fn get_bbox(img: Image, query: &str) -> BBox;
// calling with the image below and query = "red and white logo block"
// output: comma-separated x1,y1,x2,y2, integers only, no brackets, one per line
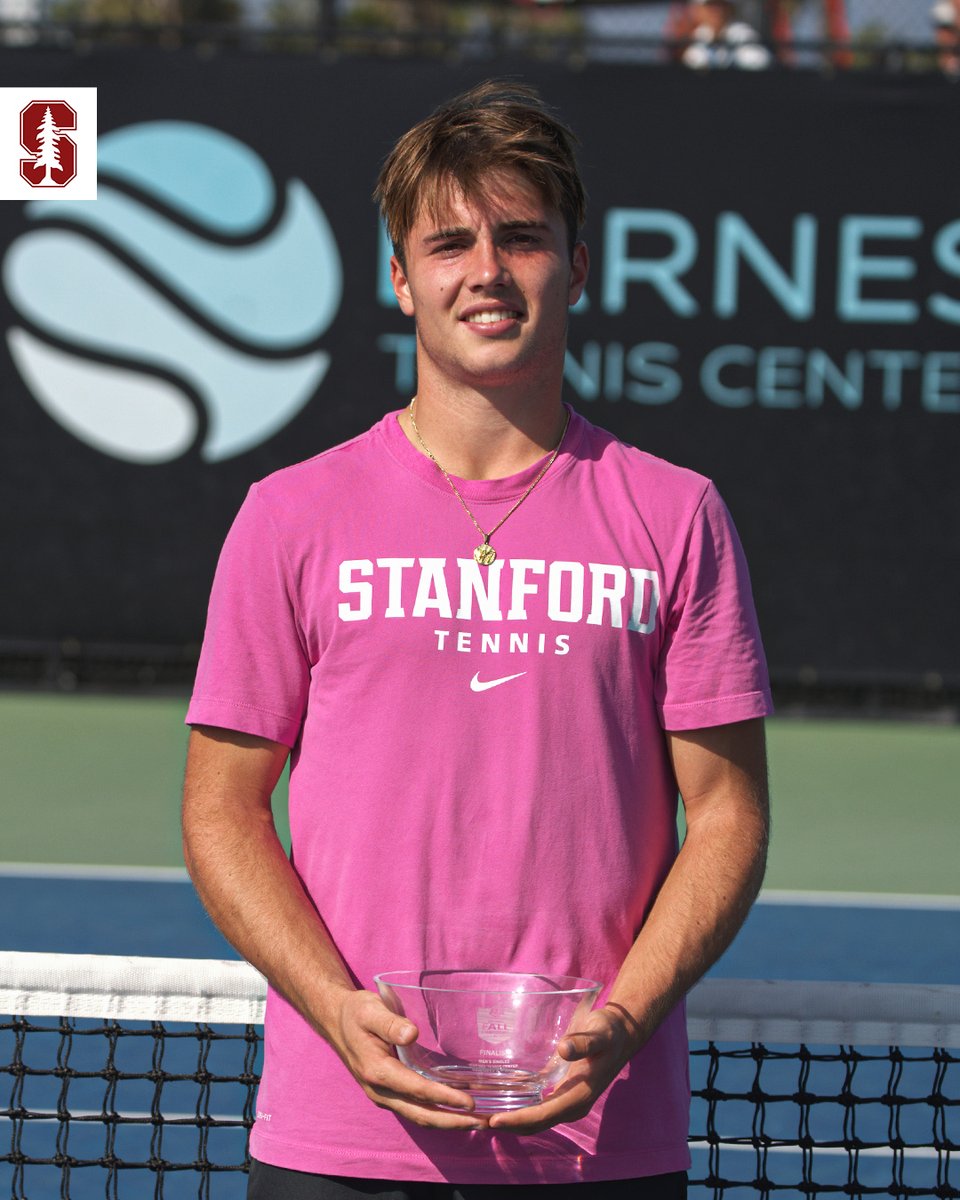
0,88,97,200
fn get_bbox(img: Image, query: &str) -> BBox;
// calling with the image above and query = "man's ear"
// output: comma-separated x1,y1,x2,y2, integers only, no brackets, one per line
569,241,589,307
391,255,416,317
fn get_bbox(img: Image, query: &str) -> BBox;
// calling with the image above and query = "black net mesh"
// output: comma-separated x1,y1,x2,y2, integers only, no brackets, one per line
3,994,958,1197
690,1041,959,1198
2,1016,261,1199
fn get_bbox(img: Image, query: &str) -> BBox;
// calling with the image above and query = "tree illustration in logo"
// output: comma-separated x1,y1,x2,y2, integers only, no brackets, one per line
19,100,78,188
33,107,63,185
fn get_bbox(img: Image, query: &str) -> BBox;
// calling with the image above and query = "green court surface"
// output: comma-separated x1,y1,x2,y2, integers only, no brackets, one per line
0,692,956,896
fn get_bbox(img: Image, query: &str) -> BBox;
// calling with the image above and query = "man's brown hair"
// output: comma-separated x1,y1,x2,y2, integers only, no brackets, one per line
374,79,587,266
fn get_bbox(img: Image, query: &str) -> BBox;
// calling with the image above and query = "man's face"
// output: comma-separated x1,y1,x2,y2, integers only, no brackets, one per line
390,170,588,394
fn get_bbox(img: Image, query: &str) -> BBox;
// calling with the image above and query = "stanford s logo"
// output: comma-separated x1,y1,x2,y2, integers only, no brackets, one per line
20,101,78,188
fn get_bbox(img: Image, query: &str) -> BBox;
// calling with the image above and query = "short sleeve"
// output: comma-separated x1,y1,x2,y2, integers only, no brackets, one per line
656,482,773,731
186,484,310,747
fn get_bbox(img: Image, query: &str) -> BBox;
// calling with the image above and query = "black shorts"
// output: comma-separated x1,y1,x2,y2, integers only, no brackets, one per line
247,1161,688,1200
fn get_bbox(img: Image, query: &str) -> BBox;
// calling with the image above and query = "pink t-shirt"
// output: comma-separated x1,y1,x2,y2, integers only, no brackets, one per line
186,407,772,1184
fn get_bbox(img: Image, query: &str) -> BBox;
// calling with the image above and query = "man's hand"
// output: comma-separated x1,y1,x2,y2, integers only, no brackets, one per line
325,989,490,1131
486,1004,640,1136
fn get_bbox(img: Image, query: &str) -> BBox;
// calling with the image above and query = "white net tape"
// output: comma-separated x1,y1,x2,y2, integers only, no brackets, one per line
0,951,266,1024
687,978,960,1047
2,952,959,1046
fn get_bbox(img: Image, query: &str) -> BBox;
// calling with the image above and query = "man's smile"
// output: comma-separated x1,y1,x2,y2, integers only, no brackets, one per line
462,309,522,325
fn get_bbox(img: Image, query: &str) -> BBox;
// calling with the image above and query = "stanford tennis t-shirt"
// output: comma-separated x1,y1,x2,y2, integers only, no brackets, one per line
186,406,772,1183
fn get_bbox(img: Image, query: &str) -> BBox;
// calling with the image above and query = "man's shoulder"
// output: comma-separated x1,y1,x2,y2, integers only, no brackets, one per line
577,412,712,502
251,415,389,506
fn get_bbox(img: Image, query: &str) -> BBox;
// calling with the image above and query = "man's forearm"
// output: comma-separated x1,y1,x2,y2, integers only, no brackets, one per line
181,726,356,1040
606,792,767,1046
182,725,493,1128
606,719,769,1047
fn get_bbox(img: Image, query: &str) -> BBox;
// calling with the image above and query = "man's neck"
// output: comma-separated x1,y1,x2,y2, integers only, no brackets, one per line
400,382,568,482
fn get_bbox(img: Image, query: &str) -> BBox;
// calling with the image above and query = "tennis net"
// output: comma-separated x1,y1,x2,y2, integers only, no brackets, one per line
2,952,958,1198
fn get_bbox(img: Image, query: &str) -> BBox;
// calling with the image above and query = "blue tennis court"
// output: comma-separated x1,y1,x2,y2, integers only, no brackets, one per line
2,868,959,984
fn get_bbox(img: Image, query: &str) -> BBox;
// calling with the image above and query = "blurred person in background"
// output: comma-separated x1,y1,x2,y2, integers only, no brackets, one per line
682,0,772,69
932,0,960,76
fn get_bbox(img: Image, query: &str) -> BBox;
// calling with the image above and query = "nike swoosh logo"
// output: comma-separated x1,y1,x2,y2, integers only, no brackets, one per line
469,671,527,693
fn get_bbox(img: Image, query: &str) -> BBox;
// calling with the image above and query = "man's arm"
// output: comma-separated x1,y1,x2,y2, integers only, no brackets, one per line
181,725,488,1129
489,716,769,1134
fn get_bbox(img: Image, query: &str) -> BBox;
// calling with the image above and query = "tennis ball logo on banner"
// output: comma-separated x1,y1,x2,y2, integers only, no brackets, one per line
1,121,342,463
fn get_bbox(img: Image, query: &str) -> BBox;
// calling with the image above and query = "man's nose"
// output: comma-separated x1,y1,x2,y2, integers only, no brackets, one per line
468,239,510,288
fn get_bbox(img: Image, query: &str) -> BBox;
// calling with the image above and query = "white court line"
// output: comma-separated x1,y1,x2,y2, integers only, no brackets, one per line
0,862,189,882
689,1142,947,1161
2,866,957,908
1,1114,945,1162
758,889,960,910
2,1114,945,1163
0,1108,246,1124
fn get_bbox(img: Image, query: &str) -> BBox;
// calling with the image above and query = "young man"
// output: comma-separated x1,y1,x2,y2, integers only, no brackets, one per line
182,81,772,1199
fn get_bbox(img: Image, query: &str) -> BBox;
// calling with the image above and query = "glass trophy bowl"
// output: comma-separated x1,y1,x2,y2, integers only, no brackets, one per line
374,969,602,1112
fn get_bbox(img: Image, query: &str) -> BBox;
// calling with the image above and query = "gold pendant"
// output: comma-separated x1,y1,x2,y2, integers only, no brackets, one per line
474,542,496,566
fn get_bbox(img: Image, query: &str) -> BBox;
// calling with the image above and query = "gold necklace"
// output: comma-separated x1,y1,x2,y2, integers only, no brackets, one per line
407,399,570,567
